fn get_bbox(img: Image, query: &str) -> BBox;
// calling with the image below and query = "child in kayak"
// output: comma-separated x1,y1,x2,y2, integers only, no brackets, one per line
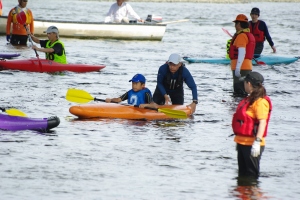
105,74,156,108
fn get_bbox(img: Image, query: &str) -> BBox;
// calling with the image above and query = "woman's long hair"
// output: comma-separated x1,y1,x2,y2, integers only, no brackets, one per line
248,82,266,105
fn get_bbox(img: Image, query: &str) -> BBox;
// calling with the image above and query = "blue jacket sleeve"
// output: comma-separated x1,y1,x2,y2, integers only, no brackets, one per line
157,63,168,96
183,67,198,101
259,20,274,47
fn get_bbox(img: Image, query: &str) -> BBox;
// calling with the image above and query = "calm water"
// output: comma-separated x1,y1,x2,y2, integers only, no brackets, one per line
1,1,300,199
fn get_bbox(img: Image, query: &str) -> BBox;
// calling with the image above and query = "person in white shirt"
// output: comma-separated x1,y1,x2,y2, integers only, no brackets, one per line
104,0,144,23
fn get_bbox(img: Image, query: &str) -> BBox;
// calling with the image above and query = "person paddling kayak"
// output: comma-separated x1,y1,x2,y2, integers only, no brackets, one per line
105,74,156,109
27,26,67,64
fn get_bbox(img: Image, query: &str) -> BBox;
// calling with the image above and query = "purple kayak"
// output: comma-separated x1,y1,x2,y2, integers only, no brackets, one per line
0,113,60,132
0,53,21,59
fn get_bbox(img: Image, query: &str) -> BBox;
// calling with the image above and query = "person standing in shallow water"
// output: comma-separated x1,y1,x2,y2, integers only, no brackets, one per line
152,53,198,114
232,71,272,179
249,7,276,56
6,0,34,45
229,14,255,96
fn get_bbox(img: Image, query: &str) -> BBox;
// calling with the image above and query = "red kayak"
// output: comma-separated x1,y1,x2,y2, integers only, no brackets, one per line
0,58,106,73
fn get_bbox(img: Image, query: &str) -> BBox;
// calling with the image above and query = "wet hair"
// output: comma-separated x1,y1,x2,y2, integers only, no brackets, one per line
247,81,266,105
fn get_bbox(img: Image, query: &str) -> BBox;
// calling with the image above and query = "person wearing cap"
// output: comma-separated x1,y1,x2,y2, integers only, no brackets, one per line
232,71,272,179
105,74,155,108
229,14,255,96
249,7,276,55
6,0,34,45
104,0,144,23
152,53,198,114
27,26,67,64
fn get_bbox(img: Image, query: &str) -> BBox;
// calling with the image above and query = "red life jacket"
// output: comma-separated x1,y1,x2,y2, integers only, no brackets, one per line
229,32,255,60
232,96,272,137
249,21,265,43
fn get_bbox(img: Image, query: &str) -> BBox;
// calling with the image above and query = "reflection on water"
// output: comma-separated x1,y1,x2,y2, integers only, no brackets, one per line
230,176,272,200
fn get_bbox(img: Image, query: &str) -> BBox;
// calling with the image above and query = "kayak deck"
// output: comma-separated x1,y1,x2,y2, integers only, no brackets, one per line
69,103,192,120
0,114,60,132
0,58,106,73
183,55,299,65
0,53,21,59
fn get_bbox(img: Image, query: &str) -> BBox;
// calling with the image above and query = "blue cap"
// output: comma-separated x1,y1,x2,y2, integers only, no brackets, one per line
129,74,146,83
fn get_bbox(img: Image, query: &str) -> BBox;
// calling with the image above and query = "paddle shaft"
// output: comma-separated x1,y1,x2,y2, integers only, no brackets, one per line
94,97,151,108
222,28,233,37
92,98,187,118
16,11,42,68
157,19,189,25
24,25,40,58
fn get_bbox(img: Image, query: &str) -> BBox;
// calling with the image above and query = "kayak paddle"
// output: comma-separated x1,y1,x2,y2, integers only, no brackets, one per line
17,11,43,70
157,19,189,25
222,27,233,38
66,88,188,119
0,107,27,117
221,28,266,65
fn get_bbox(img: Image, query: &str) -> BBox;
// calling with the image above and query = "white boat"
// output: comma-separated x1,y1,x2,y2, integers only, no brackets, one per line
0,16,166,41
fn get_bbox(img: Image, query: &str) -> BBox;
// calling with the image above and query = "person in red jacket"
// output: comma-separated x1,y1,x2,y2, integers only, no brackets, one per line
249,7,276,56
6,0,34,45
232,71,272,179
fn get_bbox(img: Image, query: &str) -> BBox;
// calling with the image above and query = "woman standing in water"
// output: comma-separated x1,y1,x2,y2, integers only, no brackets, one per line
232,71,272,178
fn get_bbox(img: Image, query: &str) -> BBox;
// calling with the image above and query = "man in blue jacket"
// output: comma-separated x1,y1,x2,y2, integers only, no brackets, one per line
153,53,198,113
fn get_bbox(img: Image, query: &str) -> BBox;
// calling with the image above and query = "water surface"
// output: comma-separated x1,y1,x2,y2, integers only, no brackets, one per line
1,1,300,199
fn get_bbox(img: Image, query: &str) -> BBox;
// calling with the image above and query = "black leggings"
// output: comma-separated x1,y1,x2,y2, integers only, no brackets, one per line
254,42,264,55
232,70,251,96
236,143,265,179
10,34,28,45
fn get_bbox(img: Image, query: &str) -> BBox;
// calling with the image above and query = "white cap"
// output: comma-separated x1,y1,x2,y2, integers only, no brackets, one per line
44,26,59,34
168,53,181,64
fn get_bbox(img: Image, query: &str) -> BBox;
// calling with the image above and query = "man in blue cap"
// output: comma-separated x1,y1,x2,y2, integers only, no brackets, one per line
249,7,276,56
105,74,154,108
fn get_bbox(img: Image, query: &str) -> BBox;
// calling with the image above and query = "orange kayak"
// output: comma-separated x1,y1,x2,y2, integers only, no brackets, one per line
69,103,192,120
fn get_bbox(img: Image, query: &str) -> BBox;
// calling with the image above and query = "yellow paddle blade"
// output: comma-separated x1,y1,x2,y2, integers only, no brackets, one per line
66,88,94,103
5,108,27,117
157,108,188,119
